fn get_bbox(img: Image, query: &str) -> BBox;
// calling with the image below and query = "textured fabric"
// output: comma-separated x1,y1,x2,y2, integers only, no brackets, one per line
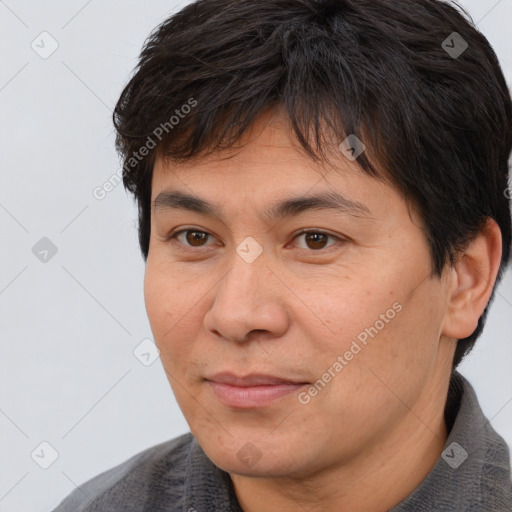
52,371,512,511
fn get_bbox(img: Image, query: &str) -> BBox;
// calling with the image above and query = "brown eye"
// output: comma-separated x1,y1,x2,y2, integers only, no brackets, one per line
304,232,329,250
185,230,209,247
294,230,339,251
171,229,214,248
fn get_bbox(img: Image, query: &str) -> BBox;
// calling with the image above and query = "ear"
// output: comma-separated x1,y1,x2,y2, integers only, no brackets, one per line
441,218,503,339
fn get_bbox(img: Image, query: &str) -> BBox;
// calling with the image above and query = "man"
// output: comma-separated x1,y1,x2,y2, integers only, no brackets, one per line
53,0,512,510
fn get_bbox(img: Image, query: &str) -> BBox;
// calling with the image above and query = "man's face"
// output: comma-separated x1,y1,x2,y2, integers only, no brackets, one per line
144,110,455,478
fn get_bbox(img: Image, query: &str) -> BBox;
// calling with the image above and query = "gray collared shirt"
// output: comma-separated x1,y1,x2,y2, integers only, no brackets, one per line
52,371,512,511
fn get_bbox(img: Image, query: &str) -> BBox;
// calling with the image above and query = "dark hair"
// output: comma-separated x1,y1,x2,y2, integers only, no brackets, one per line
113,0,512,370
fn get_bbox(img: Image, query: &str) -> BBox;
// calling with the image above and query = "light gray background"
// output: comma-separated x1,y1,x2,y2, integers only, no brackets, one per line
0,1,511,510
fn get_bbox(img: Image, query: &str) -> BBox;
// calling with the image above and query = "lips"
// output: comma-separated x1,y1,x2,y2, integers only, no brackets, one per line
207,372,308,387
206,372,309,408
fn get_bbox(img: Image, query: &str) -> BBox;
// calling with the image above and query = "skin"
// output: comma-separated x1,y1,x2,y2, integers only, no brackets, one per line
144,108,502,512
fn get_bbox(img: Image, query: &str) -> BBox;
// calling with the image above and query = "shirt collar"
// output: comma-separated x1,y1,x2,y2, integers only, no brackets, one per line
391,370,512,511
184,436,243,512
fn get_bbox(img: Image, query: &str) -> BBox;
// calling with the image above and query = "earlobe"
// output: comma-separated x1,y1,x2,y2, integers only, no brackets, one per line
441,218,502,340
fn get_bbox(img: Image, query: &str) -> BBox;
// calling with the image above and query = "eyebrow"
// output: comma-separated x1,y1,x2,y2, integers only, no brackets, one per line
152,190,374,222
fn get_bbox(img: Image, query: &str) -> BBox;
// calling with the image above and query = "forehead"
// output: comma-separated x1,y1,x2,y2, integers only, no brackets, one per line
151,107,372,187
149,108,411,226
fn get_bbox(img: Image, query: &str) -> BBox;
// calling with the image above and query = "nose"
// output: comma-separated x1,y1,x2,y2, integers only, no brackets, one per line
203,246,289,343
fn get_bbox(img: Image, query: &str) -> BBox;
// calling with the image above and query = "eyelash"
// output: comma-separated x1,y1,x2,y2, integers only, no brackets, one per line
167,228,345,254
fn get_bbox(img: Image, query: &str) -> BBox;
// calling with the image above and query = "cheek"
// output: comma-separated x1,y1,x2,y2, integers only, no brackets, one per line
144,257,198,334
303,274,441,395
144,263,191,361
334,282,444,408
298,276,401,353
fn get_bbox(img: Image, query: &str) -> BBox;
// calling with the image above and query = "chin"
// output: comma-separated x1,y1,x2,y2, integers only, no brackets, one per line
203,438,306,478
218,456,297,478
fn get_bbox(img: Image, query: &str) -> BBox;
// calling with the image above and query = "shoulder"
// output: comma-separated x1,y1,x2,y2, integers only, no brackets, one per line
51,432,193,512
